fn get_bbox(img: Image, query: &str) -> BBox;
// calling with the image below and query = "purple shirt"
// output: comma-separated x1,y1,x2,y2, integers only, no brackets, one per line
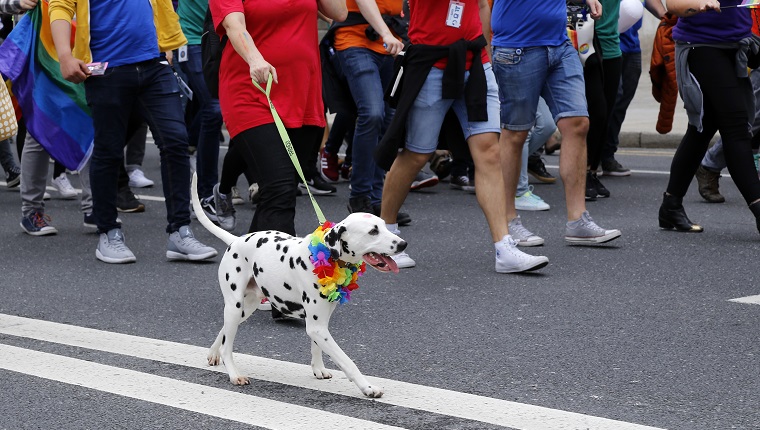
673,0,751,44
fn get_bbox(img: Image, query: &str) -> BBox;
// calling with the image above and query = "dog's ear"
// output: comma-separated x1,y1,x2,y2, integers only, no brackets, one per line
323,225,347,260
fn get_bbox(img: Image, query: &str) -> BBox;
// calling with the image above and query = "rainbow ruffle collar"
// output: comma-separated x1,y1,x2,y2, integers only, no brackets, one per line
308,221,366,304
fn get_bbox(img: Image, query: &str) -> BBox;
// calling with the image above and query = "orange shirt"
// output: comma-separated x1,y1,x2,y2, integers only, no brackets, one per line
333,0,403,54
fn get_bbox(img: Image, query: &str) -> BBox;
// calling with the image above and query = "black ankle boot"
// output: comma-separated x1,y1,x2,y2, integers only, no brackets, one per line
658,193,704,232
749,201,760,234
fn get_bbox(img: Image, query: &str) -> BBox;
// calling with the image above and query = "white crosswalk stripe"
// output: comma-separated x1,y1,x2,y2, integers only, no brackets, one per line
0,314,664,430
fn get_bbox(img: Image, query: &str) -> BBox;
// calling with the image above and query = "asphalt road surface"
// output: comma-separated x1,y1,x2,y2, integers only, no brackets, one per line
0,144,758,430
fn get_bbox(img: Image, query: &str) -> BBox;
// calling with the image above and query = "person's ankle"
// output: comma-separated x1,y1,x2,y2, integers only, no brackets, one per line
386,223,399,234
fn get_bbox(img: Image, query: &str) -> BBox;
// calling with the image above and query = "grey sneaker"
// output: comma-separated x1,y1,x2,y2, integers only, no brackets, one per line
96,228,136,264
495,235,548,273
213,183,236,231
508,215,544,247
167,225,218,261
565,211,621,244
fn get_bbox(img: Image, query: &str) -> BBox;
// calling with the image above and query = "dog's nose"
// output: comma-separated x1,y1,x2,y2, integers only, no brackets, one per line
396,240,407,252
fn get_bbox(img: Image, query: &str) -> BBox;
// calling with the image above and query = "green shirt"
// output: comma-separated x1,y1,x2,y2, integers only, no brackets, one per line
596,0,622,59
177,0,207,46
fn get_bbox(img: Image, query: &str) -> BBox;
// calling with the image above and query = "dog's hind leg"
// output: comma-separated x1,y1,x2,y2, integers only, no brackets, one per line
305,320,383,398
208,285,260,367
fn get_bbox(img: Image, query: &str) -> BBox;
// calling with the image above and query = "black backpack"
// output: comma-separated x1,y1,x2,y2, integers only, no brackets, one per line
201,6,229,99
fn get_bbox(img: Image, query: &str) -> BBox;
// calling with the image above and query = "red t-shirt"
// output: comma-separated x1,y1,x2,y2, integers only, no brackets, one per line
407,0,490,69
210,0,325,139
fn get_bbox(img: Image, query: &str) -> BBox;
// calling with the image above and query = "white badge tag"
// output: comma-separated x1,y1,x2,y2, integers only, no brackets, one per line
446,0,465,28
177,45,188,63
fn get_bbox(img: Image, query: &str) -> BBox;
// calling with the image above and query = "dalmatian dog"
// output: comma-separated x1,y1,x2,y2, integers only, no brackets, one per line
191,174,406,398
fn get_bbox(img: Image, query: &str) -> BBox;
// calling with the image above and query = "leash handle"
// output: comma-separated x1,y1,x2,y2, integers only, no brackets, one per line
252,75,327,225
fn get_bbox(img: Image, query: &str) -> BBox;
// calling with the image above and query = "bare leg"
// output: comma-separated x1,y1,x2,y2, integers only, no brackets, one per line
556,116,590,221
469,132,509,242
380,149,431,224
499,129,529,223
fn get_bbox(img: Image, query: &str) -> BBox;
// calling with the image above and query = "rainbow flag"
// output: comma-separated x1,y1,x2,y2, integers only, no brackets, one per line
740,0,760,7
0,2,92,171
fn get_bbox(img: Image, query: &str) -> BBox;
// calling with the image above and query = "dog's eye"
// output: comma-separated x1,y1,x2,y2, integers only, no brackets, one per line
368,225,379,236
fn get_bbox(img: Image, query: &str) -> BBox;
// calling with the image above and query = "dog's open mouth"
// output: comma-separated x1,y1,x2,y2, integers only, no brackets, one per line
363,252,399,273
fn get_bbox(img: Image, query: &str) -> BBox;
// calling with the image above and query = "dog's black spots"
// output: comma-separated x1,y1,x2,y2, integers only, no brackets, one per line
298,312,306,319
222,335,226,345
276,244,281,251
283,245,289,253
369,225,379,236
236,266,241,273
313,315,319,320
289,257,295,269
283,301,304,313
245,236,252,242
350,251,356,257
245,257,248,262
273,295,284,303
226,245,232,253
283,282,292,290
324,338,328,342
298,258,308,270
252,262,260,277
241,310,245,318
259,266,263,273
280,255,285,262
302,291,310,304
236,302,241,308
330,248,341,260
232,253,238,259
225,273,229,281
319,292,328,299
313,283,319,290
261,287,269,297
341,241,350,255
273,235,288,242
230,283,237,291
256,237,269,248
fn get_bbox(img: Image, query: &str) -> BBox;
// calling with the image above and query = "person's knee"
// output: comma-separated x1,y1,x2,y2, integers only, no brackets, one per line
558,116,589,139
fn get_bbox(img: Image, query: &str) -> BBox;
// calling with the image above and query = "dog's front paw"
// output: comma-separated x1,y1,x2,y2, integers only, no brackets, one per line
361,385,384,398
312,367,333,380
230,375,250,385
207,353,221,366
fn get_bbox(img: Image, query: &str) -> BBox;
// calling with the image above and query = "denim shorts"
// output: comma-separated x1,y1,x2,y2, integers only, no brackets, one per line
492,41,588,131
405,63,501,154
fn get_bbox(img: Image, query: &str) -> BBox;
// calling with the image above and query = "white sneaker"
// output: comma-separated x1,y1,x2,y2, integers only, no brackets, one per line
391,251,416,269
51,173,77,199
127,167,154,188
515,187,550,211
43,191,51,200
508,215,544,247
495,235,549,273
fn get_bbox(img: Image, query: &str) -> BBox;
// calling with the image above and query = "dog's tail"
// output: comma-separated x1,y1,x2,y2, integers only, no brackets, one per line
191,173,237,246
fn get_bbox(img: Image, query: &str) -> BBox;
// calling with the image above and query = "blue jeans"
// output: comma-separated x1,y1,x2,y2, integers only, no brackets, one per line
178,45,222,199
406,63,500,153
518,97,556,196
85,58,192,234
493,41,587,130
337,48,394,205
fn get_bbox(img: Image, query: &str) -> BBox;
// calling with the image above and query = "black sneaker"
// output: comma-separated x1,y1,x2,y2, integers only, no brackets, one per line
200,196,219,222
527,154,556,184
83,212,122,230
6,165,20,188
586,171,610,199
585,171,598,201
117,187,146,213
347,195,373,214
298,176,336,195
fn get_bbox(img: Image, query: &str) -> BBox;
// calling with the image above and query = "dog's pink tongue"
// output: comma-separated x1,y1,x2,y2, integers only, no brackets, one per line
363,253,399,273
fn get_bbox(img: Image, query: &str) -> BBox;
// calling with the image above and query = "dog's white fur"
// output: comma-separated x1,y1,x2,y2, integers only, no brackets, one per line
191,174,406,397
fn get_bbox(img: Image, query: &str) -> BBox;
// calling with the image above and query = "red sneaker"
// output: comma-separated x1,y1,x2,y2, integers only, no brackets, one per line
319,148,340,183
258,298,272,311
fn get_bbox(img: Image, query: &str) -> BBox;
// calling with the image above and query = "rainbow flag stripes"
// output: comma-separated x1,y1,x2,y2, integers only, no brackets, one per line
740,0,760,7
0,2,93,171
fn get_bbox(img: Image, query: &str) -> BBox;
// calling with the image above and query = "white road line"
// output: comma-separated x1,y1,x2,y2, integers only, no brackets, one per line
728,295,760,305
0,344,403,430
0,314,663,430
